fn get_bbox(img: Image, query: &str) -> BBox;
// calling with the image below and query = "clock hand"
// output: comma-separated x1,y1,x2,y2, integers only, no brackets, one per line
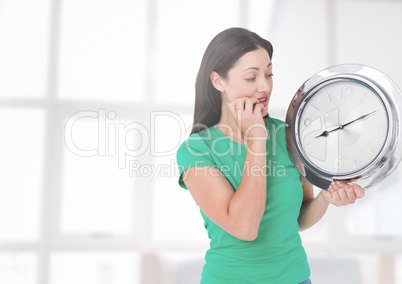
315,110,377,138
340,110,376,128
315,126,341,138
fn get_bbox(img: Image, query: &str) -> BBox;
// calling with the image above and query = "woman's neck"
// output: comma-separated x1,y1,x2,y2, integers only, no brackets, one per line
217,107,245,145
217,106,268,145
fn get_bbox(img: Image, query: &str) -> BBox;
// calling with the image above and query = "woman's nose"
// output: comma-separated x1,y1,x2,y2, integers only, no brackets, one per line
258,78,272,93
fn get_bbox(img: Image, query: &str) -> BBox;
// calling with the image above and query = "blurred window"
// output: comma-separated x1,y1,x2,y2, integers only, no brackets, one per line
57,0,147,102
1,0,402,283
0,0,49,99
0,108,45,242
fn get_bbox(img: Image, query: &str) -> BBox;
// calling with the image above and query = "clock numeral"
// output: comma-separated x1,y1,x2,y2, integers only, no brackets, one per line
375,124,386,138
365,145,375,153
318,151,326,162
352,154,358,167
360,93,367,103
311,104,320,111
333,157,342,170
341,86,352,100
326,90,332,101
304,117,312,127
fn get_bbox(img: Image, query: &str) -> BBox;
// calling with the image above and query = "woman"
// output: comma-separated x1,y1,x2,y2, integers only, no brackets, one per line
176,27,364,284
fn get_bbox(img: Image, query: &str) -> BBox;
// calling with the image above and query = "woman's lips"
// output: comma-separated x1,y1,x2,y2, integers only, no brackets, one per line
258,97,268,106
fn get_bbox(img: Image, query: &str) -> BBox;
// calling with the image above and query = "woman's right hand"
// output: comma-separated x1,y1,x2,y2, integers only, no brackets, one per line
228,97,268,142
183,98,268,241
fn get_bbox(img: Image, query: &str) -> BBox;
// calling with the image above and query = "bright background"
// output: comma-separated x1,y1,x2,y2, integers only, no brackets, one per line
1,0,402,283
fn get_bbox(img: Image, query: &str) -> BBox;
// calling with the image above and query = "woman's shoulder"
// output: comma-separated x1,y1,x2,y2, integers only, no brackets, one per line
181,126,218,144
266,116,287,134
177,126,218,157
267,116,285,126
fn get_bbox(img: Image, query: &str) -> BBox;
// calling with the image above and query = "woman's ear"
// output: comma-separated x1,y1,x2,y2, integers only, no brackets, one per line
210,71,225,92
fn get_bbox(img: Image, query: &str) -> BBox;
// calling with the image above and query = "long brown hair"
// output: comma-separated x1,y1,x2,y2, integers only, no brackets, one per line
191,27,273,135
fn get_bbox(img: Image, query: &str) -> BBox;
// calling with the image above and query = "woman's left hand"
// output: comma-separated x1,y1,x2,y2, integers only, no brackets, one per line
321,180,365,206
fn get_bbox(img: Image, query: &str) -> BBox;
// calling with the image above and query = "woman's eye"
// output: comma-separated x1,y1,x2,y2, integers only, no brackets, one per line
266,73,274,78
246,77,256,81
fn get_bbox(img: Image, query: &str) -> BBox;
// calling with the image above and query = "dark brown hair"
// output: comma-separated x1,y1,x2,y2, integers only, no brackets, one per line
191,27,273,134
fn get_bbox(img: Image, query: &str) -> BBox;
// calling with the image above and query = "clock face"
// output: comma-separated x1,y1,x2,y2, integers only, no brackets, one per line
296,79,389,176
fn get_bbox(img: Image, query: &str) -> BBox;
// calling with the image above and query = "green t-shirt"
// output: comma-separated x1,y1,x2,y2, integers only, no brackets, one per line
176,117,310,284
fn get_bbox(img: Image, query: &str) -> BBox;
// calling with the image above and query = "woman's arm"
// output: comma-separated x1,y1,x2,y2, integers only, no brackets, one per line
182,138,266,241
182,97,268,241
298,178,365,231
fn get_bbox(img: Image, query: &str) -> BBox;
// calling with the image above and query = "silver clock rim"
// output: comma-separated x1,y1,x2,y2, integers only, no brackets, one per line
293,77,391,178
285,64,402,189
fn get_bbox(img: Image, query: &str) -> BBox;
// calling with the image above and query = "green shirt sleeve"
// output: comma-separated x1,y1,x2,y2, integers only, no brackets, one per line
176,135,217,189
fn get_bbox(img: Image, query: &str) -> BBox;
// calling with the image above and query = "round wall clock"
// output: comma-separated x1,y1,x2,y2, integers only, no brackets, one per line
285,64,402,189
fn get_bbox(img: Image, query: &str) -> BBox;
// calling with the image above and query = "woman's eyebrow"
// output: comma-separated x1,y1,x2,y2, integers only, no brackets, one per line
243,63,272,72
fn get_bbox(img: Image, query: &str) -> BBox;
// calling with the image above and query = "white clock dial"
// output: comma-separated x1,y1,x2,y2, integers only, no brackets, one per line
286,64,402,189
297,80,389,176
